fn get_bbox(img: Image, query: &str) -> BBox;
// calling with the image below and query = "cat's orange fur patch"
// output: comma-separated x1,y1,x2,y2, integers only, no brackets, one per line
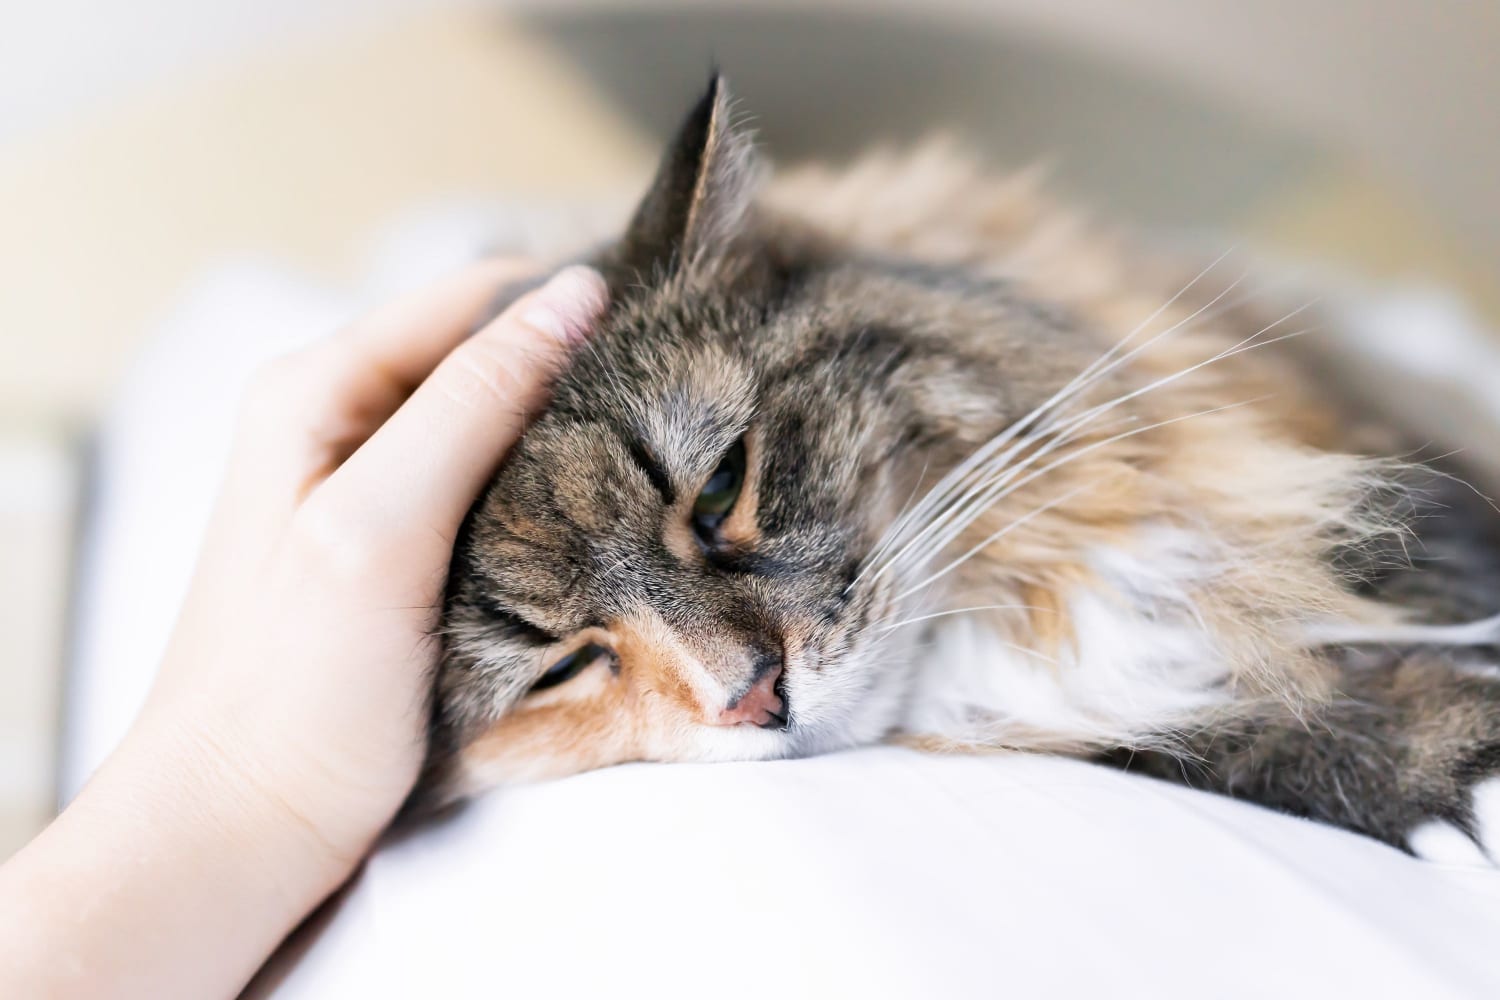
460,684,633,784
611,611,706,721
459,609,730,787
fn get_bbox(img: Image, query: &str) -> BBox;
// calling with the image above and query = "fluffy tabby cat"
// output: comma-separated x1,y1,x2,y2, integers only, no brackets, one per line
411,76,1500,861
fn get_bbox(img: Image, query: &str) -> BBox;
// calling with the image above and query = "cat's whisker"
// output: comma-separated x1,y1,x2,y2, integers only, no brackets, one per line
1033,305,1319,451
862,594,1061,666
855,253,1240,584
862,411,1063,582
853,269,1317,686
1037,246,1242,418
864,423,1096,589
1027,275,1290,439
1175,278,1301,334
892,396,1270,596
892,480,1105,603
855,458,932,593
910,300,1322,568
1038,257,1248,422
884,412,1143,578
874,603,1049,632
1020,268,1254,441
871,400,1151,587
868,405,1121,586
996,395,1272,508
867,435,1050,583
1216,325,1321,360
865,270,1262,584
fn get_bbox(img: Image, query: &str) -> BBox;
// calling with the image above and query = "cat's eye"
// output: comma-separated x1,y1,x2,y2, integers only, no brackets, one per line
529,643,609,695
691,438,747,537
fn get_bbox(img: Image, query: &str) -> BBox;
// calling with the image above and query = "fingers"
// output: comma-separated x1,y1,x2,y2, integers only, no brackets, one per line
308,266,609,548
327,257,540,392
232,258,539,498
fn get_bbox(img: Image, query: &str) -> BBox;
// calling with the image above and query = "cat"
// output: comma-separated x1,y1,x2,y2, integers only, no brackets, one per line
409,75,1500,862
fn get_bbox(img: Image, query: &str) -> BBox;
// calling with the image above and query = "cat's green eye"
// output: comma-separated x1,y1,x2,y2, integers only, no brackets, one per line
692,438,747,533
529,643,609,695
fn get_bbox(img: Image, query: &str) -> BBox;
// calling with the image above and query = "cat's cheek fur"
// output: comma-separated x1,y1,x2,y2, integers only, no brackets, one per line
454,690,640,790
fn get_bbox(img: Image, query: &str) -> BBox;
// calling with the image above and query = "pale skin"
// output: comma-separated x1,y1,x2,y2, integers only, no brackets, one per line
0,261,609,999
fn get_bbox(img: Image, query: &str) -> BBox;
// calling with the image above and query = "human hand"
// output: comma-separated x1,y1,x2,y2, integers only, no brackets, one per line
0,260,608,998
145,261,606,866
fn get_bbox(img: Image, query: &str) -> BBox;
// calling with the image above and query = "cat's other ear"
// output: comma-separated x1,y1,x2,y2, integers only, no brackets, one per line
607,74,761,288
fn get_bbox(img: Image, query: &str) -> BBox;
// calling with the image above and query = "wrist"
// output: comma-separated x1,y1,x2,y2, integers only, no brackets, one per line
0,710,360,996
116,702,377,901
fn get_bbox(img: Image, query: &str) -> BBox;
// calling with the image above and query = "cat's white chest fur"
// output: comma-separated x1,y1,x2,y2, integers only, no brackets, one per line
901,527,1233,747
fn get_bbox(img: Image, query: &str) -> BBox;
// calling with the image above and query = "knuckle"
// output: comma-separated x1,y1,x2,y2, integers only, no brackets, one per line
437,339,534,410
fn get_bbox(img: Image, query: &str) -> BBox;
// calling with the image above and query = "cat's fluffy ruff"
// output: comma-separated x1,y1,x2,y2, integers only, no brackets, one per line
414,77,1500,861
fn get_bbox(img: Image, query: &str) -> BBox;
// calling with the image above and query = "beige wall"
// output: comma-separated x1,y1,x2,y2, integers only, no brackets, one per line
609,0,1500,263
5,1,1496,428
0,8,654,428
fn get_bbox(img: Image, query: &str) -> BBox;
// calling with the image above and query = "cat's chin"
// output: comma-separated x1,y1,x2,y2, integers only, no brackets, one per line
666,721,868,766
675,723,801,763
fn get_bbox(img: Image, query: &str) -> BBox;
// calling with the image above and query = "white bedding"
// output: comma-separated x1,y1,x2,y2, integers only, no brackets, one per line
66,220,1500,998
260,750,1500,999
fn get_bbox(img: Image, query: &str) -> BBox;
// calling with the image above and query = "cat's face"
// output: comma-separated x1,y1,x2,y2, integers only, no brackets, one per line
435,278,924,793
419,77,1070,805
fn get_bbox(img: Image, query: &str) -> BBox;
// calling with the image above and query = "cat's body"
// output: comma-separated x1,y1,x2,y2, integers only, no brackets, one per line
414,78,1500,861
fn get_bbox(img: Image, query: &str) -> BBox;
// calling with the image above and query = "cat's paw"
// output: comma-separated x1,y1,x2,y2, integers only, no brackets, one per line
1409,777,1500,867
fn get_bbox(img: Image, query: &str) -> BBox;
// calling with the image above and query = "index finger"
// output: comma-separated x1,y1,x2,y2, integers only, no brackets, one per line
325,257,540,392
309,266,609,545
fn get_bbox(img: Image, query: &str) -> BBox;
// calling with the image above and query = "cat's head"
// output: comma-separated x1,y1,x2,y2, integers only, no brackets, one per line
418,76,1076,803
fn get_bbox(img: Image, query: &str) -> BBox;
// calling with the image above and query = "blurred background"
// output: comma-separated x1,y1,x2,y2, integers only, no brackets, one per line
1,0,1497,856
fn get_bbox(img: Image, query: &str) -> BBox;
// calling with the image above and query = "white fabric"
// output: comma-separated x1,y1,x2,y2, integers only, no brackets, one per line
262,751,1500,1000
67,215,1500,998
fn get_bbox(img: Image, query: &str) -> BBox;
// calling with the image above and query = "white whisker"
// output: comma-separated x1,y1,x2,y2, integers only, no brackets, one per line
875,604,1046,633
865,271,1261,585
1039,304,1318,447
893,480,1104,602
856,458,932,592
853,251,1241,589
895,395,1268,608
884,413,1142,578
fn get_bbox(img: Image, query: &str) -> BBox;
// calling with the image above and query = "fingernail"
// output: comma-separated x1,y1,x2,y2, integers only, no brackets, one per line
521,266,609,344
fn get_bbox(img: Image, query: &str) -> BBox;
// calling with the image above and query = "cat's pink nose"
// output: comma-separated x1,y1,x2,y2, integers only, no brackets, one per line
716,663,787,730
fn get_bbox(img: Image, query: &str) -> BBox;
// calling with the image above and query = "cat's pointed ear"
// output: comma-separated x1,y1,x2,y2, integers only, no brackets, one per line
608,74,761,286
